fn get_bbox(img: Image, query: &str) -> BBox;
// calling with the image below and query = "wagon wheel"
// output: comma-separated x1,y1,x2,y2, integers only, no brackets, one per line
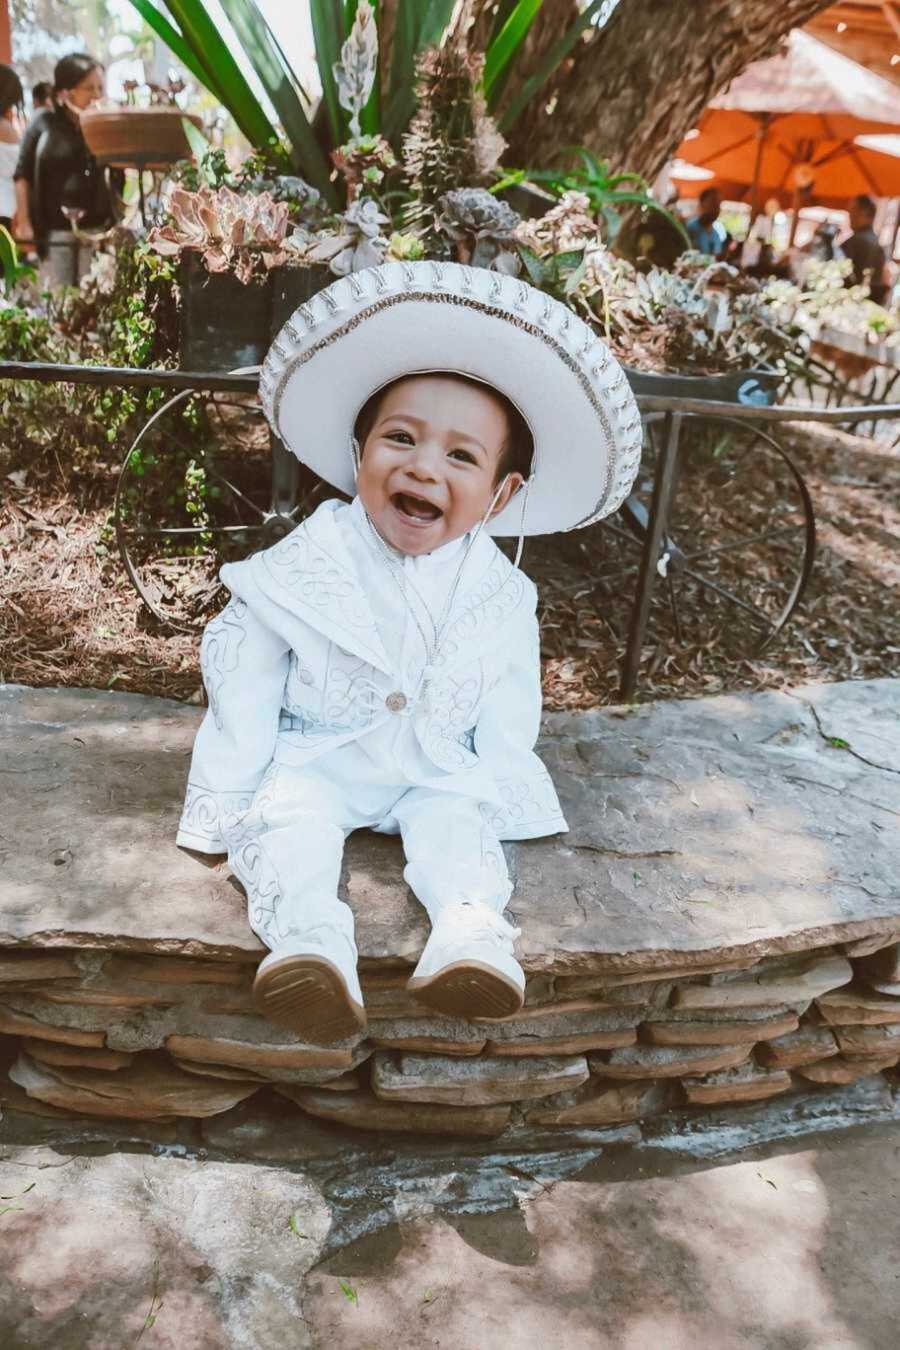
595,414,816,655
115,386,323,632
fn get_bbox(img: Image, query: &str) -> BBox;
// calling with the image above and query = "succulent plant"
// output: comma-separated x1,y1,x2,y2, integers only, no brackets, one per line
332,135,397,203
387,232,425,262
333,0,378,139
148,187,291,284
238,173,323,222
300,196,389,277
402,43,505,250
515,191,599,257
436,188,520,274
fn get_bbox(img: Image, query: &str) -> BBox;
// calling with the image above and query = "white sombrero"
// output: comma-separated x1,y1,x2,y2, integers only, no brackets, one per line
259,260,642,536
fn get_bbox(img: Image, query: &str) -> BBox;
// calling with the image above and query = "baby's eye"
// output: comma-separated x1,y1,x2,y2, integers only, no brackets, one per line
385,430,415,446
449,448,477,465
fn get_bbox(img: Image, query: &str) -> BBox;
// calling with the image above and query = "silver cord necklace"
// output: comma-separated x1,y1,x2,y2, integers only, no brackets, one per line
360,475,511,712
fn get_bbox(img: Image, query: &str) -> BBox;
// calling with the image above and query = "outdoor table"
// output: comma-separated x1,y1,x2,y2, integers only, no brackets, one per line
1,360,897,700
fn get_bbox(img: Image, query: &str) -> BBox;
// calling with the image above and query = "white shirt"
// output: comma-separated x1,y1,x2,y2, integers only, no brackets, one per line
0,142,18,218
338,495,474,782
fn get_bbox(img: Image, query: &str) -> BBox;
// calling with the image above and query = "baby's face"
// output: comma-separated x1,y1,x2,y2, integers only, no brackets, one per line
356,375,522,555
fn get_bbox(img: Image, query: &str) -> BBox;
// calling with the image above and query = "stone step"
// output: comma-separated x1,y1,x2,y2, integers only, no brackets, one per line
1,677,898,1144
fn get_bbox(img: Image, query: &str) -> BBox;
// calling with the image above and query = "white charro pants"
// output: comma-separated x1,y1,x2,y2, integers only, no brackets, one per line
224,745,513,951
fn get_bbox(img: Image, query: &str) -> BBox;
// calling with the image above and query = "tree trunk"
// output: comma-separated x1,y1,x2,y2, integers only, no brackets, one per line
500,0,837,180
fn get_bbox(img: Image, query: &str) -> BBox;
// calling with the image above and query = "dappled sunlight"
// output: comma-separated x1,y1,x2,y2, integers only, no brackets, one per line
304,1143,886,1349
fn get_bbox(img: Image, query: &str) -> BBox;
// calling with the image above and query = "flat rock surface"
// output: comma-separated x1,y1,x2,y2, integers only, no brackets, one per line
0,1146,329,1349
2,680,899,972
5,1103,900,1346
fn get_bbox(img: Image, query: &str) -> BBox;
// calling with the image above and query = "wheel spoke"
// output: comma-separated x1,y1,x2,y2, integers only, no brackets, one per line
681,565,774,628
666,575,684,644
203,467,269,519
682,524,802,563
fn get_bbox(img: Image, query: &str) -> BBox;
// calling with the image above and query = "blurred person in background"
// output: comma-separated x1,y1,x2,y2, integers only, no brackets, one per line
30,81,52,113
0,65,24,232
686,187,728,259
13,53,120,258
841,195,887,304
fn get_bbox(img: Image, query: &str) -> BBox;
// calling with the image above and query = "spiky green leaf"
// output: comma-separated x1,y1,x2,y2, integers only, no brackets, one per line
484,0,542,100
310,0,346,146
126,0,221,98
159,0,280,149
218,0,336,199
499,0,608,131
180,114,209,160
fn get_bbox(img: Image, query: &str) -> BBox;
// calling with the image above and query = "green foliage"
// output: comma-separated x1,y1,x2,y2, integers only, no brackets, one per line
126,0,593,202
500,148,690,246
483,0,541,98
129,0,280,151
0,226,36,296
0,240,177,484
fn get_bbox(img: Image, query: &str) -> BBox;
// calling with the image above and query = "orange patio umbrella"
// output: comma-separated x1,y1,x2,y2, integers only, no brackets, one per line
673,30,900,211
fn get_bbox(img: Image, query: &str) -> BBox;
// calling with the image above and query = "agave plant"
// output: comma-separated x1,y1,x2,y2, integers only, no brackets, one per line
148,186,292,284
128,0,613,206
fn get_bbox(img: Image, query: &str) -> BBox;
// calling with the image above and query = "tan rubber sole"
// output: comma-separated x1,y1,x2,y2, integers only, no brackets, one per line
252,953,366,1044
407,960,524,1020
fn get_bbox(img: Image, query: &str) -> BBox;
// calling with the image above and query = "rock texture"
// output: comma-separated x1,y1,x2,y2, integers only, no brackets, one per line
1,679,899,1143
371,1051,589,1106
4,679,900,972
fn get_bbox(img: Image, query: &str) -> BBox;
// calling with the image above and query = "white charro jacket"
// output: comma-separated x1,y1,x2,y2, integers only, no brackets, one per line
176,498,567,853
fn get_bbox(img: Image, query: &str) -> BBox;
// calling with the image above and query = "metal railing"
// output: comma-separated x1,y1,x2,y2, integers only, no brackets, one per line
2,359,897,699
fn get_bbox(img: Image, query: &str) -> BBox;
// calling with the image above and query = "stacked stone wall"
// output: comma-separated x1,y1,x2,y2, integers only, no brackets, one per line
3,934,899,1144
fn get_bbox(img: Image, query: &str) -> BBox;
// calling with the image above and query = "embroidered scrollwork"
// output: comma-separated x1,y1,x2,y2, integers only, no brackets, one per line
201,599,249,732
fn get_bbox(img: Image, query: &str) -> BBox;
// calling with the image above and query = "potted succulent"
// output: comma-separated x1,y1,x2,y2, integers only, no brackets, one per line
81,81,203,169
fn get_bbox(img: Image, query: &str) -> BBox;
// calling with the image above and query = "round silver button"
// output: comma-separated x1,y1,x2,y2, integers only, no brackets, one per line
385,691,408,713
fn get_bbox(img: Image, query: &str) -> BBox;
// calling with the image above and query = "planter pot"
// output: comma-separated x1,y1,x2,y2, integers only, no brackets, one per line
623,365,781,407
270,263,333,334
179,256,334,373
179,253,272,372
80,107,203,168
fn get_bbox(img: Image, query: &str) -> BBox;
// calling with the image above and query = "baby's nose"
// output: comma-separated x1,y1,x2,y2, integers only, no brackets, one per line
407,446,442,480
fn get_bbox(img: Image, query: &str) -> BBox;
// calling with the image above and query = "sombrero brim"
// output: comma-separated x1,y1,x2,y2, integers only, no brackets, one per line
260,260,642,536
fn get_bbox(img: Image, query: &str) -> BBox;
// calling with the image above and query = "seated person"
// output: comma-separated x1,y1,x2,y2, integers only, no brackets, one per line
686,187,728,259
176,261,643,1046
841,195,887,305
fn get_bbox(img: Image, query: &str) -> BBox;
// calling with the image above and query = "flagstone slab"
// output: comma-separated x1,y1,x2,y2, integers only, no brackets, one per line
371,1050,589,1106
642,1011,799,1046
796,1056,900,1085
681,1065,793,1105
524,1079,668,1127
817,986,900,1026
592,1043,752,1080
756,1026,839,1069
2,679,899,976
288,1086,512,1137
9,1050,261,1119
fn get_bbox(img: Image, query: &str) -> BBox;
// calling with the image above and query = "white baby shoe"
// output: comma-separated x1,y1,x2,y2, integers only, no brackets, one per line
252,921,366,1044
406,901,525,1020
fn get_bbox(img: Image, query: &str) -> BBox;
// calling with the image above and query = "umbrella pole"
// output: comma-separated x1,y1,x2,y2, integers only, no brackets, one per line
788,184,802,248
749,113,769,224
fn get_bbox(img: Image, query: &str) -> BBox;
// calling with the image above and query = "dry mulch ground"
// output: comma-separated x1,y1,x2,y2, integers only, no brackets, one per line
1,422,898,709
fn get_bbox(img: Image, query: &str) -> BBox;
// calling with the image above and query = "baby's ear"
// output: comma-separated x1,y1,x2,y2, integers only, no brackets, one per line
490,471,525,517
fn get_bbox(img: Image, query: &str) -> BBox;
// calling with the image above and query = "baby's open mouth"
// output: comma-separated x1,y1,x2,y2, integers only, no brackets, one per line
391,492,443,523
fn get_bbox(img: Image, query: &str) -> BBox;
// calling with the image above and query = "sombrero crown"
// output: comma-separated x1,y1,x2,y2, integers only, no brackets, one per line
260,259,642,536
